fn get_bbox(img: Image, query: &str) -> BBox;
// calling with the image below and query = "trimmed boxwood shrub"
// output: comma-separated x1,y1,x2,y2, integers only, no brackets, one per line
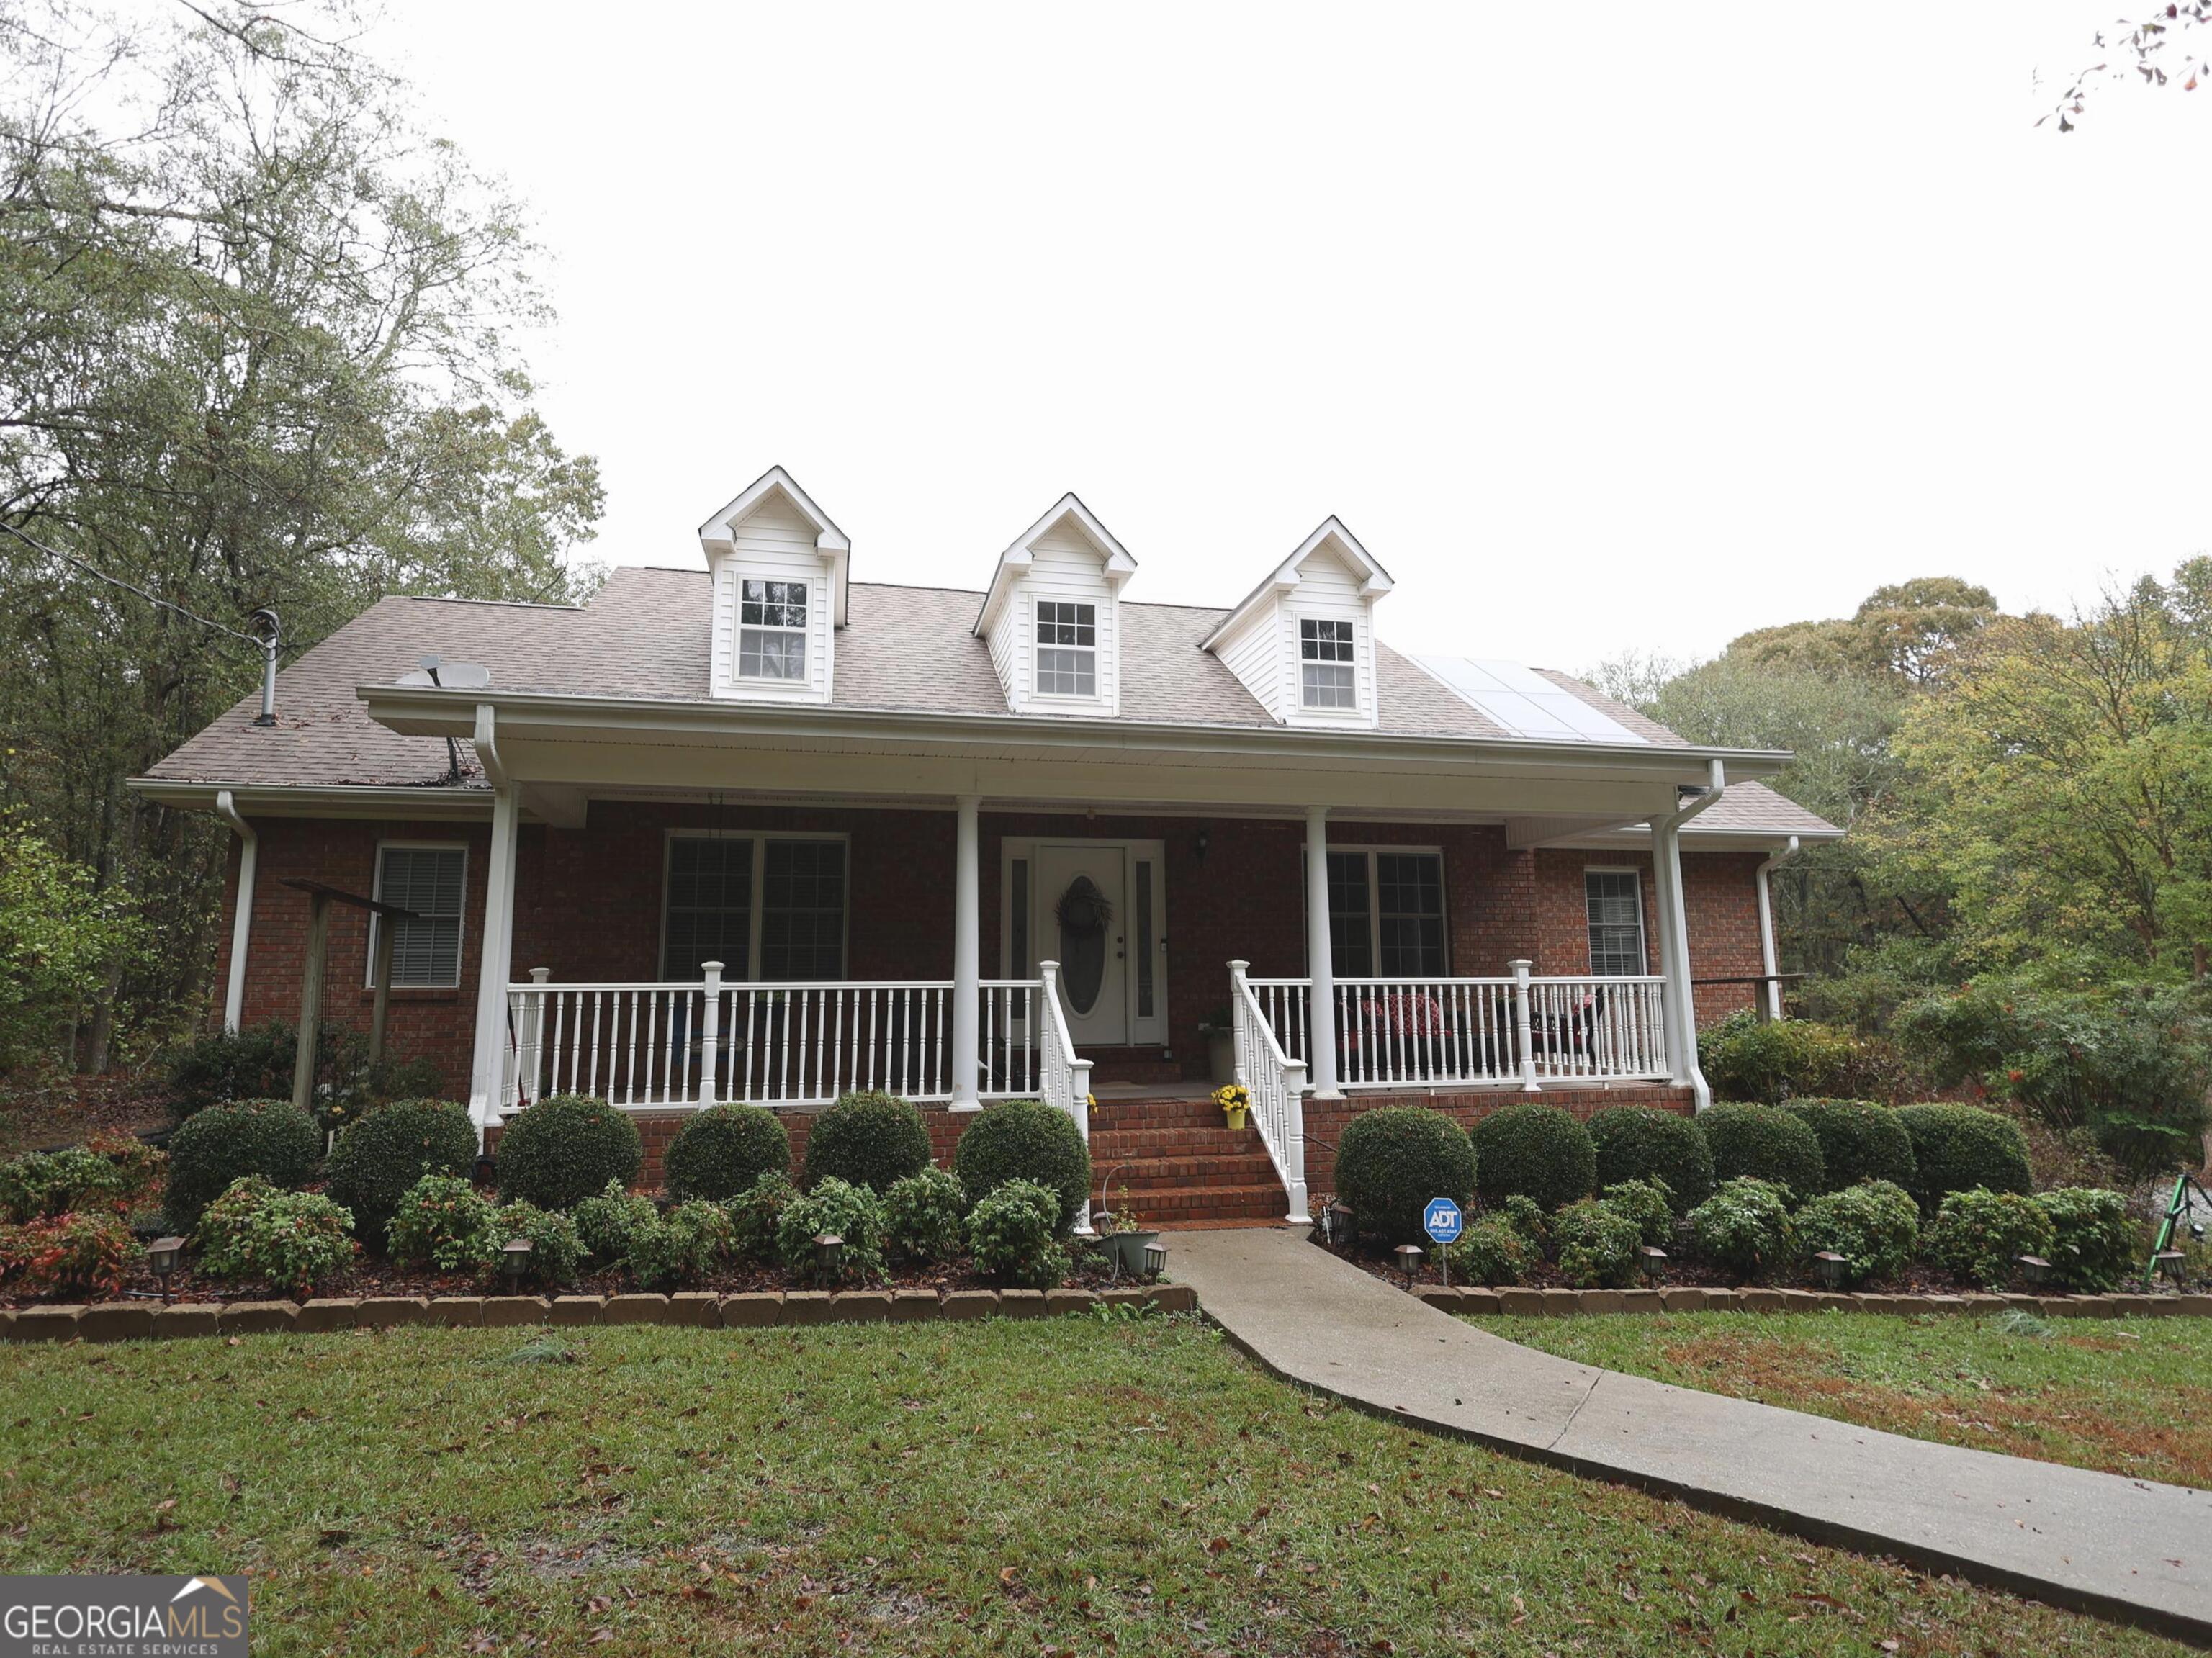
163,1099,321,1230
2034,1186,2138,1293
323,1099,477,1243
1470,1104,1595,1214
884,1167,966,1263
775,1177,887,1286
1699,1104,1824,1204
1779,1099,1917,1195
1552,1198,1644,1289
494,1094,642,1210
1924,1187,2055,1289
1894,1104,2032,1212
951,1099,1089,1233
1334,1107,1476,1245
665,1103,788,1202
1587,1105,1712,1212
802,1091,932,1192
966,1179,1068,1289
573,1177,657,1264
1794,1179,1918,1287
1442,1217,1533,1286
1686,1176,1794,1279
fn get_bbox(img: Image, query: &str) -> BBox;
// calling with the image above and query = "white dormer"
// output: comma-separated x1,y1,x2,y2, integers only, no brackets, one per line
974,495,1137,718
698,466,850,705
1202,517,1393,729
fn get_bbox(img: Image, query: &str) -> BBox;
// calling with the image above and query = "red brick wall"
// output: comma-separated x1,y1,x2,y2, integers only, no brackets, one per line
210,806,1772,1097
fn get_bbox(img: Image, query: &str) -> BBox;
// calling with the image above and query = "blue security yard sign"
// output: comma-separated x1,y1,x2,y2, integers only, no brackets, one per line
1424,1198,1464,1245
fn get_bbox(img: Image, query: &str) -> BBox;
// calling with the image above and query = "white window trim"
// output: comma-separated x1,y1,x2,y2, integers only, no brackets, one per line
1303,843,1450,977
1032,599,1100,702
736,578,810,683
367,839,469,990
1298,618,1358,711
659,829,853,983
1583,865,1649,976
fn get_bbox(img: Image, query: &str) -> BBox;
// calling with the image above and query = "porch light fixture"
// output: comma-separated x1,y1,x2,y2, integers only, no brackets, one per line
2014,1253,2050,1289
1640,1245,1668,1284
1811,1250,1847,1291
814,1232,845,1279
1194,826,1210,864
501,1238,534,1284
1393,1243,1424,1290
146,1236,185,1301
2154,1249,2188,1285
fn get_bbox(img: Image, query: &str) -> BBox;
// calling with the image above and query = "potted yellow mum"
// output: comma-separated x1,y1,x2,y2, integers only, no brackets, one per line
1213,1083,1250,1132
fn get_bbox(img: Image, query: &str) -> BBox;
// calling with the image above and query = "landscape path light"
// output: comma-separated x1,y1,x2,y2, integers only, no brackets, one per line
146,1236,185,1302
1812,1251,1847,1291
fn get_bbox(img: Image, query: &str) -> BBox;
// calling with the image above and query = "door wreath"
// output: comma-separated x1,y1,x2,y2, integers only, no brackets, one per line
1054,880,1114,937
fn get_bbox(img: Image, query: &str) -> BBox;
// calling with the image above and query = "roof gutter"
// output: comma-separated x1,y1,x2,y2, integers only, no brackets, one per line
212,790,257,1034
1755,833,1802,1022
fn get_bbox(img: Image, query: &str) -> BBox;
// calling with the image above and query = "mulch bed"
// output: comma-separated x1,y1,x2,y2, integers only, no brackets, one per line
0,1076,174,1159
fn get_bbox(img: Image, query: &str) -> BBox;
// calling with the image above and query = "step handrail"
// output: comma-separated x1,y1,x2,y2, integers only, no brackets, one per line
1228,959,1310,1225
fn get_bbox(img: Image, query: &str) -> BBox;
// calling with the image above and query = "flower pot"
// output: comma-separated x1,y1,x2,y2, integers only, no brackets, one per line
1223,1104,1249,1132
1205,1030,1236,1089
1093,1229,1161,1275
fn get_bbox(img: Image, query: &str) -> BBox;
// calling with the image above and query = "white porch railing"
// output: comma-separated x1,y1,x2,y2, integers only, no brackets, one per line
1229,960,1311,1224
1034,959,1094,1233
1247,963,1671,1091
503,964,1042,1111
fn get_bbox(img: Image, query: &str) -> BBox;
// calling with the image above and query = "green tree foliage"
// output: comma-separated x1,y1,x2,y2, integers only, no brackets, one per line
0,2,602,1066
0,812,140,1072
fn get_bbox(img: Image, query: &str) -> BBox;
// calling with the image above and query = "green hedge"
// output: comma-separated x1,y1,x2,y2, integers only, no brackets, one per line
163,1099,321,1230
1779,1099,1917,1194
803,1091,932,1192
1686,1176,1794,1279
1551,1198,1645,1289
494,1095,642,1210
1699,1104,1824,1204
1586,1106,1712,1212
1924,1188,2054,1289
665,1104,788,1202
1469,1104,1594,1214
2035,1187,2139,1293
1333,1107,1475,1245
1893,1104,2031,1212
322,1098,477,1244
951,1100,1089,1234
1794,1179,1918,1287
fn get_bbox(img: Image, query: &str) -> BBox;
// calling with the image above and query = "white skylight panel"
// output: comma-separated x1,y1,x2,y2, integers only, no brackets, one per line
1413,657,1646,744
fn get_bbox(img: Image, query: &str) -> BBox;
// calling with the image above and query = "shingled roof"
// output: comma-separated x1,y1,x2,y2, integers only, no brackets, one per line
138,566,1840,841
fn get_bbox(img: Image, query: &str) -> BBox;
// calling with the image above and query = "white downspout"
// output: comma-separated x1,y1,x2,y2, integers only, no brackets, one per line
1755,834,1800,1023
1651,759,1726,1112
212,790,257,1035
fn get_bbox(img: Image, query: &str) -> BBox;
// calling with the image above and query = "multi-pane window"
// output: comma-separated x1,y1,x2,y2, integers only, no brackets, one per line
1035,600,1097,696
738,579,809,681
372,844,467,987
1318,848,1446,977
1300,618,1356,709
662,836,846,981
1585,869,1647,976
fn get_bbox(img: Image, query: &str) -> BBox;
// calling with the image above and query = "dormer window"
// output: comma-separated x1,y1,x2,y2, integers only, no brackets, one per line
1035,600,1097,697
1300,618,1356,709
739,579,808,681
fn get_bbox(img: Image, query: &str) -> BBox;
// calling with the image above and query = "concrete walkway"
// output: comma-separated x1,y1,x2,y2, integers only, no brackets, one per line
1166,1226,2212,1644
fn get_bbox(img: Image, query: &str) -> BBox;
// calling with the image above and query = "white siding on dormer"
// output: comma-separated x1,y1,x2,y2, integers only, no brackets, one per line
978,519,1123,718
1278,545,1377,729
1214,600,1285,721
709,494,835,704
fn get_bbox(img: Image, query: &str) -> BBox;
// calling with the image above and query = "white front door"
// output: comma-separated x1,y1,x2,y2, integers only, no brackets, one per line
1035,844,1129,1046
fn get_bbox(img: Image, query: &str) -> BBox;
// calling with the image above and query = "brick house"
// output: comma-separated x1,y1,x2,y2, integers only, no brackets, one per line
135,467,1838,1227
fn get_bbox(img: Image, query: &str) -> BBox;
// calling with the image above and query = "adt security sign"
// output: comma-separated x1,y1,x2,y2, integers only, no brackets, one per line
1424,1199,1464,1245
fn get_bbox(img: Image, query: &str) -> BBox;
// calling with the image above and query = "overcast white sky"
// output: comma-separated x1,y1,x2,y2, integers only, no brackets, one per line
368,3,2209,672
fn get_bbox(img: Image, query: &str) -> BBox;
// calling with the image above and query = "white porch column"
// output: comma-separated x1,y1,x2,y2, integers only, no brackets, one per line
1649,816,1709,1110
950,793,982,1111
1303,805,1341,1099
467,783,523,1132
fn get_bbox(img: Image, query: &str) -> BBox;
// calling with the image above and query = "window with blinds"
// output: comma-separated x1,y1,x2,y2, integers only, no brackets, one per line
1585,869,1647,976
373,844,467,987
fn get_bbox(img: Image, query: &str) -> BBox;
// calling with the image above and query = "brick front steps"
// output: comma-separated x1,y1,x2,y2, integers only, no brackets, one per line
0,1284,1200,1343
1415,1285,2212,1317
1088,1096,1288,1226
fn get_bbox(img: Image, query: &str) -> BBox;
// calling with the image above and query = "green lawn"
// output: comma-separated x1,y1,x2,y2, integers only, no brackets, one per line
1473,1310,2212,1490
0,1315,2187,1656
